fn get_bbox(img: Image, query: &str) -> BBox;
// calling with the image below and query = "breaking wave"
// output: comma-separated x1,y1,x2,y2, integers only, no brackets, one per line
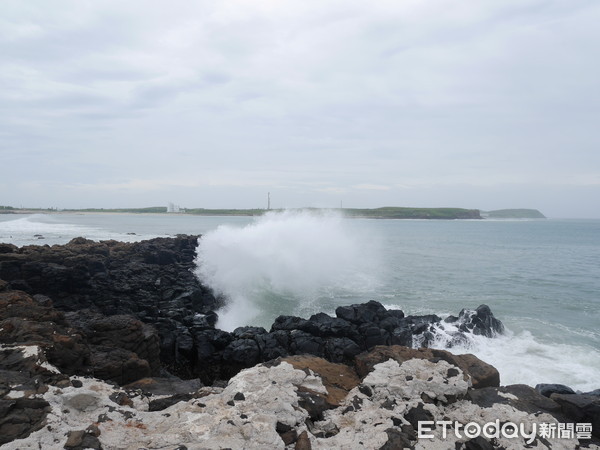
196,210,381,331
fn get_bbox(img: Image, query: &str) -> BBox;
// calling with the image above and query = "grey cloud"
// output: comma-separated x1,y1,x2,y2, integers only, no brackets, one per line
1,0,599,217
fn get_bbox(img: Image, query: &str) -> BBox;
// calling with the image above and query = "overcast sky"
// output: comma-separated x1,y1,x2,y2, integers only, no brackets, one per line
1,0,599,217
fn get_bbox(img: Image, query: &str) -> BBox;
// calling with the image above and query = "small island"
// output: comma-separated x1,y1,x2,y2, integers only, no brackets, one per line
481,209,546,219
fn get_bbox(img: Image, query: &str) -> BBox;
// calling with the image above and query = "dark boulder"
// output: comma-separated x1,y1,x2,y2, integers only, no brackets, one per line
535,383,576,398
324,337,361,363
256,330,290,361
271,315,320,335
124,377,203,396
467,384,562,415
222,339,261,367
550,393,600,438
457,305,504,337
65,310,161,375
0,397,51,446
290,330,325,357
335,300,388,325
307,313,355,338
354,346,500,389
89,347,152,385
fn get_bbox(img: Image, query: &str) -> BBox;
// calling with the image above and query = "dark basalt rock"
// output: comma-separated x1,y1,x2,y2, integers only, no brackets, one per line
0,236,221,380
0,397,52,446
535,383,576,398
550,393,600,438
0,236,507,387
466,384,600,439
380,427,415,450
65,310,161,375
100,296,507,384
0,289,160,385
461,436,495,450
335,300,388,325
466,384,563,415
123,377,203,396
454,305,504,337
404,403,434,430
149,393,198,411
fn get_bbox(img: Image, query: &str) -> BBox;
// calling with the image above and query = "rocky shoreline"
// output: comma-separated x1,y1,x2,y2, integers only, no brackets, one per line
0,236,598,448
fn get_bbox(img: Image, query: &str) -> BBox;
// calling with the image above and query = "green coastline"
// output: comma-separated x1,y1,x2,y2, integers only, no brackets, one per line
1,206,546,220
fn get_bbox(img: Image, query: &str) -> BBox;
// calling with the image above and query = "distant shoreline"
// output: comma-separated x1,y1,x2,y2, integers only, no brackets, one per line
0,207,546,220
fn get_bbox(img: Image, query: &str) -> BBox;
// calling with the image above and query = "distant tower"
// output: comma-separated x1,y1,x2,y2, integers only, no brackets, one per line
267,192,271,210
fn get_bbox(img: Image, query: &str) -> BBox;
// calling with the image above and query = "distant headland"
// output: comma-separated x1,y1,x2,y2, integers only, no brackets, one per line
481,209,547,219
0,205,546,220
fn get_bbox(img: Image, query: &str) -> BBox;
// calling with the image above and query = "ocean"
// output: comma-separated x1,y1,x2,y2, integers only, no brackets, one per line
1,211,598,392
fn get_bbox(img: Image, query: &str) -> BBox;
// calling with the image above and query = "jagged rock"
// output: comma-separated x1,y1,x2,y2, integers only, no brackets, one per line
109,391,133,407
0,288,160,385
0,344,69,388
64,311,161,375
335,300,388,325
2,352,594,449
323,337,361,363
354,345,500,389
358,323,390,349
295,430,312,450
3,239,507,385
455,304,505,337
64,429,102,450
0,236,221,380
281,355,361,406
390,326,413,347
289,330,325,357
307,313,355,338
64,430,86,447
467,384,563,415
535,383,576,397
404,403,434,429
379,427,413,450
272,315,320,335
149,392,197,411
258,330,290,361
222,338,261,367
0,397,51,445
89,347,151,385
550,393,600,438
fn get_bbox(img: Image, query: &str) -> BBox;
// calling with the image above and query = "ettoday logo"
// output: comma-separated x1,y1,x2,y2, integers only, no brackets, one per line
418,420,593,444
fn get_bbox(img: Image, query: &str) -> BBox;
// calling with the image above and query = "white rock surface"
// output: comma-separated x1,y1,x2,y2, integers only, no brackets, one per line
3,357,598,450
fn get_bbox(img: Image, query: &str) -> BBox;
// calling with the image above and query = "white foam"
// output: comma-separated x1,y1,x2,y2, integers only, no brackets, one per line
0,214,156,246
196,210,381,331
428,321,600,392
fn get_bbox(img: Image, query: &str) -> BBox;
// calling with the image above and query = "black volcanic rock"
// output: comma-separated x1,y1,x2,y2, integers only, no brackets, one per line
551,393,600,438
535,383,576,398
0,235,220,317
0,397,51,445
0,237,508,386
335,300,388,325
186,300,506,384
0,236,221,380
454,305,504,337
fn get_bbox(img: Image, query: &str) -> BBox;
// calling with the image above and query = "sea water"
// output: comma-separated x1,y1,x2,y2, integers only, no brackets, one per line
0,211,598,391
